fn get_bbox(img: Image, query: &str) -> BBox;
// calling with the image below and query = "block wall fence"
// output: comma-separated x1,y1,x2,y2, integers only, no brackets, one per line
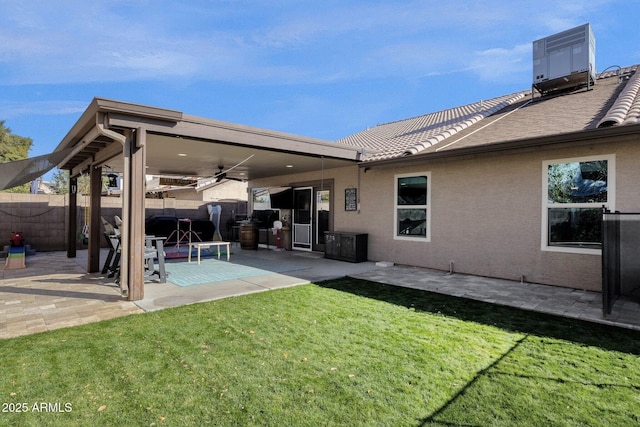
0,194,246,252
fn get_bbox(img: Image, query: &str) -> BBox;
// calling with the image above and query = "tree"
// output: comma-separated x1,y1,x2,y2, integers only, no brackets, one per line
50,169,70,194
0,121,33,193
547,161,608,204
50,169,104,195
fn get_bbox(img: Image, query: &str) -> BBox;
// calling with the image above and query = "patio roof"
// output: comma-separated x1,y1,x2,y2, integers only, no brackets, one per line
54,97,364,180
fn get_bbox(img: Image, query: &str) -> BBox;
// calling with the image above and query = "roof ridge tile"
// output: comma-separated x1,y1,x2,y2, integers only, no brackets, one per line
597,69,640,127
402,92,526,156
343,91,529,161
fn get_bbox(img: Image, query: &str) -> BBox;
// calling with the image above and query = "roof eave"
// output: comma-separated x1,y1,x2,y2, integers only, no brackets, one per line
53,97,184,154
104,110,363,162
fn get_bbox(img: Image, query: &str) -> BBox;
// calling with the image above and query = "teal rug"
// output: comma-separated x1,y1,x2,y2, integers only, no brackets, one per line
164,254,305,287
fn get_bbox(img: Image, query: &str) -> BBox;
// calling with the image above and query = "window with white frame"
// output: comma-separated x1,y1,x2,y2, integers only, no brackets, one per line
542,155,615,253
394,172,430,241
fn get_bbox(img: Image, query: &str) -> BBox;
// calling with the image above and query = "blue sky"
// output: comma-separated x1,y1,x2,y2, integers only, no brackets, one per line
1,0,639,167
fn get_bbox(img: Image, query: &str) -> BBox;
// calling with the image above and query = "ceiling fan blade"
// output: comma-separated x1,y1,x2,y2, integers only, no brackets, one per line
215,154,254,177
196,154,254,192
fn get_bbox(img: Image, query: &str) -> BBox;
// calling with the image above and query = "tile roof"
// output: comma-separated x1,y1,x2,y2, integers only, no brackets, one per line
597,68,640,127
337,92,527,161
339,65,638,162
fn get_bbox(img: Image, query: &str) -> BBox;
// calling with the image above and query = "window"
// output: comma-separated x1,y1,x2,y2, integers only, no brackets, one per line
542,155,615,253
394,173,430,241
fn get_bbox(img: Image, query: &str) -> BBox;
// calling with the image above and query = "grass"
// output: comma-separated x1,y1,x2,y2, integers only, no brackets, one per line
1,278,639,426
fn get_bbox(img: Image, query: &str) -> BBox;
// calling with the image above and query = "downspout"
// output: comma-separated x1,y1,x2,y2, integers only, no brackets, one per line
95,112,129,295
96,112,127,145
60,112,127,173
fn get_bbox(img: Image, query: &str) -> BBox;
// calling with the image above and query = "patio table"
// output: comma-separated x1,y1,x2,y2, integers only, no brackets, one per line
188,241,231,264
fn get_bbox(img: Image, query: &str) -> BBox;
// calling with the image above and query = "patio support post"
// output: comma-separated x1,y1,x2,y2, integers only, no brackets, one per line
121,127,147,301
67,175,78,258
88,165,102,273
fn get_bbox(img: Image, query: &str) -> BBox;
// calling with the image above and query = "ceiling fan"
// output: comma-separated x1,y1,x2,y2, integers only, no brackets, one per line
214,165,244,183
195,154,254,192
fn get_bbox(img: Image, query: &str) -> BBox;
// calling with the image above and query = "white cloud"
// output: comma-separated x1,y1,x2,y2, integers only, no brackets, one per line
470,44,532,82
0,0,625,86
0,100,87,119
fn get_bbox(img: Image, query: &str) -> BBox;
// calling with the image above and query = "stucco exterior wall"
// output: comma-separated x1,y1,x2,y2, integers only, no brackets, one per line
250,136,640,292
359,139,639,291
155,181,248,202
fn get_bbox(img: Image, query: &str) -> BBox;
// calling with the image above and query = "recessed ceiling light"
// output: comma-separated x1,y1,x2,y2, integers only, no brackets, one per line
178,153,187,157
286,164,293,168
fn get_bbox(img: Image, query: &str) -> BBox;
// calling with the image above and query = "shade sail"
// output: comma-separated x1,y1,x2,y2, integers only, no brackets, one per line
0,149,72,191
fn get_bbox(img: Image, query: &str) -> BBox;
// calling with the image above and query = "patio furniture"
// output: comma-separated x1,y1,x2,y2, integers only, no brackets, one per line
108,235,168,284
324,231,368,263
144,236,167,283
101,217,120,276
114,215,122,229
102,232,121,276
188,241,231,264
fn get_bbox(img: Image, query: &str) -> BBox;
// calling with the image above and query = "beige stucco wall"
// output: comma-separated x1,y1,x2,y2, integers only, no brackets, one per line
157,180,248,202
365,138,640,291
251,136,640,291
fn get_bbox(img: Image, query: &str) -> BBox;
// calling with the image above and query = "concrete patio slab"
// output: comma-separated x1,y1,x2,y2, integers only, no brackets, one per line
136,247,380,311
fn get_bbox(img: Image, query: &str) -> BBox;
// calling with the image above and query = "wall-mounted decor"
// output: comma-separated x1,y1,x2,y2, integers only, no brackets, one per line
345,188,357,211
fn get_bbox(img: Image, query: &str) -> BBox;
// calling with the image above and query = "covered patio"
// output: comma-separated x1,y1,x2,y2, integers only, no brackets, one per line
53,97,365,301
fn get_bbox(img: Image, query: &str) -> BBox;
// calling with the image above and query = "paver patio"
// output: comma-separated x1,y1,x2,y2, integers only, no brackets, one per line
1,247,638,339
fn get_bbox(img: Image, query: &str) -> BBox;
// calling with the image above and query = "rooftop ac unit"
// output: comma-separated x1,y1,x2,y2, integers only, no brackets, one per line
533,23,595,95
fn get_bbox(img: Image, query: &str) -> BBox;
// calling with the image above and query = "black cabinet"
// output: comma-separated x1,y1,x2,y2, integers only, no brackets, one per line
324,232,368,263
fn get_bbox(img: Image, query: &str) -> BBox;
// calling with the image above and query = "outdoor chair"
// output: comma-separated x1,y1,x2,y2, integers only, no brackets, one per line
101,217,121,276
143,236,167,283
112,236,167,285
114,215,122,231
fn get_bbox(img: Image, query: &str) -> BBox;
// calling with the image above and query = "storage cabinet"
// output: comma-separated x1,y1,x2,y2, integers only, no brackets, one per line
324,232,368,263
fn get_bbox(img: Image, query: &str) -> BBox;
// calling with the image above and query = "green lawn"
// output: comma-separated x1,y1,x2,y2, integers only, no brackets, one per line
1,278,639,426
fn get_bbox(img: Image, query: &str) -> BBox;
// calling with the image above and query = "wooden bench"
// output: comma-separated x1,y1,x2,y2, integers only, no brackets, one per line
187,241,231,264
